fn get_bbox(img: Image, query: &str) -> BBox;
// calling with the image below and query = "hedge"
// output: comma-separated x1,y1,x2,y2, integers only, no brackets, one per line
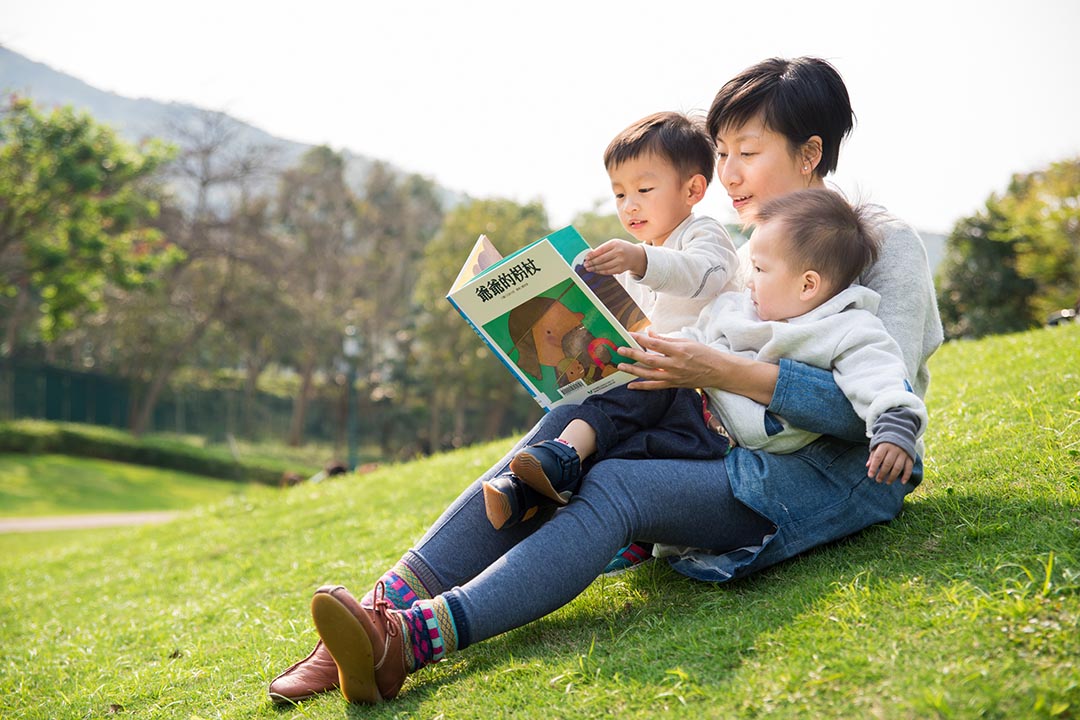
0,420,288,485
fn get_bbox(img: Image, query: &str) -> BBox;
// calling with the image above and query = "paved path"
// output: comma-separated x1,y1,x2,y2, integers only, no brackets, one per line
0,511,181,533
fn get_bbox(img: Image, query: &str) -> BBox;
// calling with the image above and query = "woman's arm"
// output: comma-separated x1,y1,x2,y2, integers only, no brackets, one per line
770,359,866,441
859,215,944,388
618,332,779,404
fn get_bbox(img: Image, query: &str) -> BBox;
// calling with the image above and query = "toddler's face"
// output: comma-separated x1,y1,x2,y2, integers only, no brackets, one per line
608,153,694,247
746,221,813,322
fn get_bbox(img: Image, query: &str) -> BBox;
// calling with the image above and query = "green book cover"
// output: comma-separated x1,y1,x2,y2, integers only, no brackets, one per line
447,226,650,410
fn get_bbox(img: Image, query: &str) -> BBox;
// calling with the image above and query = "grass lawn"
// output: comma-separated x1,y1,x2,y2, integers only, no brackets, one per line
135,431,375,473
0,453,266,517
0,323,1078,719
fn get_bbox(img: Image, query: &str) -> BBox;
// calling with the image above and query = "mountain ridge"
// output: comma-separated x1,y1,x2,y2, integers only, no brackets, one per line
0,44,380,194
0,45,944,269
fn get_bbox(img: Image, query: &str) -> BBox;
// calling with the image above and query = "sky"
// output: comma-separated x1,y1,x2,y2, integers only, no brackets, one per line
2,0,1079,235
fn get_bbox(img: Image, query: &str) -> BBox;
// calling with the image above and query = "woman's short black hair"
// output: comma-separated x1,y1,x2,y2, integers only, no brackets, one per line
707,57,855,177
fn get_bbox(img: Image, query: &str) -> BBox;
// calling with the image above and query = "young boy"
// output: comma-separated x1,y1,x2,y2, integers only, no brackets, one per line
588,110,739,334
481,111,738,530
483,189,927,530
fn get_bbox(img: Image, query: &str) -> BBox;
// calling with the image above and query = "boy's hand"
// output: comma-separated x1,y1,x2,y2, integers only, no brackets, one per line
584,239,647,277
866,442,914,485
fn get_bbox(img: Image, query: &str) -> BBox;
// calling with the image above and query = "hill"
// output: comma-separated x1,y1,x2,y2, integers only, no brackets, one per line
1,323,1077,718
1,45,950,267
1,45,395,197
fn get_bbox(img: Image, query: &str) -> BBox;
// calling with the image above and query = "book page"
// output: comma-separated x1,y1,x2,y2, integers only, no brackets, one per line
449,234,503,294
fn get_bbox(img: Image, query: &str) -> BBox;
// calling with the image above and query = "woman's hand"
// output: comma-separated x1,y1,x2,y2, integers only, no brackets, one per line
617,331,780,405
616,332,729,390
866,442,914,485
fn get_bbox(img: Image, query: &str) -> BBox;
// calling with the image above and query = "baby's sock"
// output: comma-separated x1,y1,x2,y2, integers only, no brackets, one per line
552,436,580,456
399,596,459,672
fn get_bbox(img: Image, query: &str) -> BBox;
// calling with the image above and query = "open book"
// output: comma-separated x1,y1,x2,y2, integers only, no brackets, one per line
447,226,651,411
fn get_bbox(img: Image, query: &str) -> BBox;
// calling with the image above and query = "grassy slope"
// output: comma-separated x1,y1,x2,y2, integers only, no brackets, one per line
0,454,265,517
0,324,1077,719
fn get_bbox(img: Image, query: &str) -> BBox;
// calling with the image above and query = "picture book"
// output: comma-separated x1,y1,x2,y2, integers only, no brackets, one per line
447,226,651,411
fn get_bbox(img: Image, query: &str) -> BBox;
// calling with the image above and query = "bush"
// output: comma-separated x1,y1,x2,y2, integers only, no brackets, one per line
0,420,290,485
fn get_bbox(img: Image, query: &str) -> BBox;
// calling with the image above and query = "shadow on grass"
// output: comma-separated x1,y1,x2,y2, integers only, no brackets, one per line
269,483,1078,714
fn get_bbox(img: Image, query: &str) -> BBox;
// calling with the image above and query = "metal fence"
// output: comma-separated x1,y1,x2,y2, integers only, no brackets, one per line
0,362,343,443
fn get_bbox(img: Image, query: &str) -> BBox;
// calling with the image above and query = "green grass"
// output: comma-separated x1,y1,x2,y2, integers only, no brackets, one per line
136,431,382,471
1,323,1078,719
0,454,268,517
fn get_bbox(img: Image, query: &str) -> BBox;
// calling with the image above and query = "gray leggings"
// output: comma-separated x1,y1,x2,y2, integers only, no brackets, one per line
405,405,774,646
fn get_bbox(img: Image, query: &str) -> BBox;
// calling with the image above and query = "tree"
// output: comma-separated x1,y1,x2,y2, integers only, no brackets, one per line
996,158,1080,320
353,164,444,454
937,157,1080,338
85,110,275,436
412,198,549,450
276,146,363,446
0,97,177,356
937,205,1037,339
570,204,626,245
201,194,294,438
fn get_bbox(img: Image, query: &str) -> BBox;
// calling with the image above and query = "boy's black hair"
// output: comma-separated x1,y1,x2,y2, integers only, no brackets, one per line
604,111,715,185
756,189,880,292
707,57,854,177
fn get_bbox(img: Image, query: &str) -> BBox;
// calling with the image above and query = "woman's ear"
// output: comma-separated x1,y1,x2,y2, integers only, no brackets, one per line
685,174,708,205
801,136,823,175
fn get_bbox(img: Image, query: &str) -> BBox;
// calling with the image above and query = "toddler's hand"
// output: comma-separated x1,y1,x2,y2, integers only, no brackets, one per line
585,239,647,277
866,442,914,485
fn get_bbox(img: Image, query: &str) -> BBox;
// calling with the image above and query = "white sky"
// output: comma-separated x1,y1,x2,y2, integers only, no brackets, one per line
2,0,1079,234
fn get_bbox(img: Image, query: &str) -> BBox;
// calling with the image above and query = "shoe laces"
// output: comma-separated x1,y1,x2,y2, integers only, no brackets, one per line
371,581,400,638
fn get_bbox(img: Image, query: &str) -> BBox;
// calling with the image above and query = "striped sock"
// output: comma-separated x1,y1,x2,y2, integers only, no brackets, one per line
399,596,458,672
362,560,431,610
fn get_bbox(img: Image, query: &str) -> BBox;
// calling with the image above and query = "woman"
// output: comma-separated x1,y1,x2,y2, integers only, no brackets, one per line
268,56,943,705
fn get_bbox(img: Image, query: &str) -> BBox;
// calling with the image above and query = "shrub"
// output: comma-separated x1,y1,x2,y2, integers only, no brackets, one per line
0,420,287,485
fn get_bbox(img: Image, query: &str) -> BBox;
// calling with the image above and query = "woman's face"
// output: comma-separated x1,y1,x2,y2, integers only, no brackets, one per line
715,115,812,224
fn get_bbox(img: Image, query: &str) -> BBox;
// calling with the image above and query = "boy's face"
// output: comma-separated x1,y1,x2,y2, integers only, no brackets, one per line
608,153,696,246
746,220,817,322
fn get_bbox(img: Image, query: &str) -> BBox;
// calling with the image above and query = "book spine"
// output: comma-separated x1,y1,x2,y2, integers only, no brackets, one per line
445,294,551,412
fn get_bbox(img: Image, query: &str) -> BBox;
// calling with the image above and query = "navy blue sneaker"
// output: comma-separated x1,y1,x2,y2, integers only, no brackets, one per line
510,439,582,505
482,473,569,530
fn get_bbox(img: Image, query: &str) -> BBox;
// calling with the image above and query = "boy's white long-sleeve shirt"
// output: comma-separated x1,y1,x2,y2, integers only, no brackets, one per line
679,285,928,454
617,214,739,334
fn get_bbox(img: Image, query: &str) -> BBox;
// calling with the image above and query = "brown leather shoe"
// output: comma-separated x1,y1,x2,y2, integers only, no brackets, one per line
267,640,339,704
310,582,410,703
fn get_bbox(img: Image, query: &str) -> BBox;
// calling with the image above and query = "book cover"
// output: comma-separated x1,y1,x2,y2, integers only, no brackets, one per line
447,226,650,411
